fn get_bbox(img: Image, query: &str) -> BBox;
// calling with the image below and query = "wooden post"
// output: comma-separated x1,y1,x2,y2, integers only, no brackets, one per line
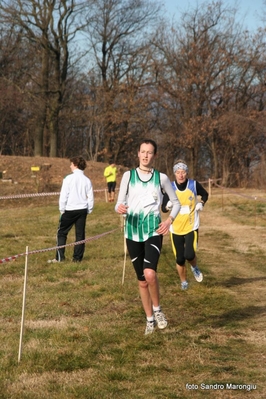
208,178,212,198
18,246,29,362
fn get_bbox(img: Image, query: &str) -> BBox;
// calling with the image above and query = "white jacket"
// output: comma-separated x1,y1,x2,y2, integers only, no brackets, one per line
59,169,94,213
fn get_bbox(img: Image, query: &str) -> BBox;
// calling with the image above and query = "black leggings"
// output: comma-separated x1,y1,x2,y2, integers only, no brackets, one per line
170,230,198,266
107,181,116,193
126,235,163,281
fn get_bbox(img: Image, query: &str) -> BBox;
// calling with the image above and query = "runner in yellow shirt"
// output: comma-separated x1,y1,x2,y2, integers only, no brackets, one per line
104,160,117,202
162,159,208,290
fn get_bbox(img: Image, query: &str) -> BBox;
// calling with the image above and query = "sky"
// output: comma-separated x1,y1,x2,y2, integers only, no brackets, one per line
162,0,265,32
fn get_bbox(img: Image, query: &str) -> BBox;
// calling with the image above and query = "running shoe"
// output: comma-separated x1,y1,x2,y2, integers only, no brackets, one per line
47,258,59,264
154,310,168,330
191,266,203,282
145,320,155,335
181,281,189,290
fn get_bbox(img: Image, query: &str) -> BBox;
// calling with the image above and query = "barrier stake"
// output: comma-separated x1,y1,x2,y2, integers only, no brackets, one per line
18,246,29,363
208,179,212,198
122,218,127,285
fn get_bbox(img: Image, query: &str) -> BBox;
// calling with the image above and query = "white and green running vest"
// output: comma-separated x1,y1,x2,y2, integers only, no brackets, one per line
125,169,163,242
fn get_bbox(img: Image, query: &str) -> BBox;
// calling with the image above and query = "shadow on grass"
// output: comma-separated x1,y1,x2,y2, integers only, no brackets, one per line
222,276,266,287
209,305,266,328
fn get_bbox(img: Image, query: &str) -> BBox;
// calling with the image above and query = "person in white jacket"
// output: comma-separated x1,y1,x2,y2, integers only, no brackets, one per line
49,156,94,263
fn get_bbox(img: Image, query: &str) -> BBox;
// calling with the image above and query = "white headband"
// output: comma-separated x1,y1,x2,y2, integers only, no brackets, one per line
173,162,188,173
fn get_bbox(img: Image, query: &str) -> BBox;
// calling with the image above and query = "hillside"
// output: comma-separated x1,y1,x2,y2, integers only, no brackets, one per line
0,155,125,197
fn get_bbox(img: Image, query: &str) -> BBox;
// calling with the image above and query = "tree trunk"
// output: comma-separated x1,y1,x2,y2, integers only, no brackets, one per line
49,107,59,157
34,113,45,156
34,45,49,156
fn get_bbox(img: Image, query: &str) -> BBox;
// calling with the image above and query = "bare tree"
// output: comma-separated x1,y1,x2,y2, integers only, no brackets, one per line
151,2,236,175
151,1,266,184
83,0,161,161
0,0,88,156
0,24,35,155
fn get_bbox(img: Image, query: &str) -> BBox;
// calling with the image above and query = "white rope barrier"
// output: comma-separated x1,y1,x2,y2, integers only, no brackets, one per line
213,182,266,202
0,189,106,201
0,228,119,264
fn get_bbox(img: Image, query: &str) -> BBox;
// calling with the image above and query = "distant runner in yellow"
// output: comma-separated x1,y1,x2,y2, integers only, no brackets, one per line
104,160,117,202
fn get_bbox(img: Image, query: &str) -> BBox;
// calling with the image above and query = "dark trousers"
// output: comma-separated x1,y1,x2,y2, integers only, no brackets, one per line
56,209,87,261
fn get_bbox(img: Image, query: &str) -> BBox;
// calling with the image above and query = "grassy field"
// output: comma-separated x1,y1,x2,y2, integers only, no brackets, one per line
0,187,265,399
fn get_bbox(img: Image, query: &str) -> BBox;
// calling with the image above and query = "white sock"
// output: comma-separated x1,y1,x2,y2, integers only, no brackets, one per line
153,305,161,312
147,316,154,322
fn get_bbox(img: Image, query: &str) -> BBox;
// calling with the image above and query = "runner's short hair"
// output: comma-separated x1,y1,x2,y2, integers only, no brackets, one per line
70,156,87,171
139,139,157,155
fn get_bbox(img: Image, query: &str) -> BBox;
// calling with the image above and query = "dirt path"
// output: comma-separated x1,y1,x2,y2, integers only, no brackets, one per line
201,206,266,258
199,206,266,339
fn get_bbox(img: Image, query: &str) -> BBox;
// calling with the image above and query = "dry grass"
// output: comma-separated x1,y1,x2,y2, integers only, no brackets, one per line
0,157,265,398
